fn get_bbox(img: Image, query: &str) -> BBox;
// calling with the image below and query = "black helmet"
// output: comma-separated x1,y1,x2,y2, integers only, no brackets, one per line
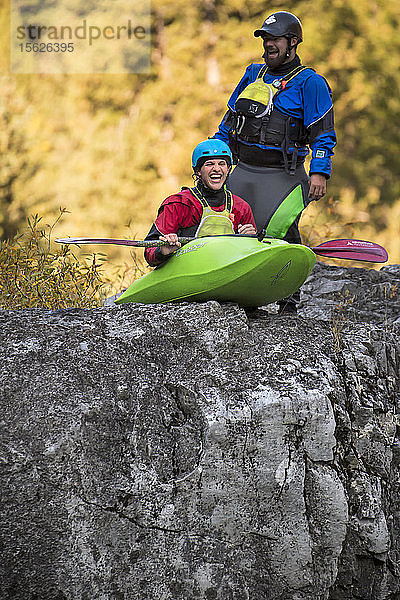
254,11,303,42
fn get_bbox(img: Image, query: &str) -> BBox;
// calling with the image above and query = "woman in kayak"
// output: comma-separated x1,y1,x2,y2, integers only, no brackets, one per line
144,139,257,266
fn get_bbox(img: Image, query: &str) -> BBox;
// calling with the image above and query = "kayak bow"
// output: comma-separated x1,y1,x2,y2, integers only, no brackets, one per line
115,236,316,307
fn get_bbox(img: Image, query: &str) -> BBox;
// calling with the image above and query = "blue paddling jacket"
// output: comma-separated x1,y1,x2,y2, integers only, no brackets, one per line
214,59,336,178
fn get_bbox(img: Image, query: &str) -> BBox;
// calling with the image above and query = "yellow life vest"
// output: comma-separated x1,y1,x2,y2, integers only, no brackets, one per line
236,65,280,127
190,187,235,238
234,65,308,142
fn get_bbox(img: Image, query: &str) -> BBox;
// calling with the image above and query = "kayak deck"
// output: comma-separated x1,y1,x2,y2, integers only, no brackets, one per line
115,236,316,307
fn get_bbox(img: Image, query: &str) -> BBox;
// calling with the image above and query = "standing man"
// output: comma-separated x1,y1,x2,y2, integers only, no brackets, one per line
144,139,256,266
214,11,336,245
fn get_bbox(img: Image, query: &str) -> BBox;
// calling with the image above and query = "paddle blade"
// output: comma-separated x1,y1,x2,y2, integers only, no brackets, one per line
55,237,161,247
55,237,196,248
311,239,388,263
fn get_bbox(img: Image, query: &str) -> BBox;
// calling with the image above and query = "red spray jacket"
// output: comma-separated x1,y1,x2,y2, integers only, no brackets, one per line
145,187,256,266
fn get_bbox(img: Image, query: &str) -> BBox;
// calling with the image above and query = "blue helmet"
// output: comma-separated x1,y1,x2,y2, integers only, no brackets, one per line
192,139,232,170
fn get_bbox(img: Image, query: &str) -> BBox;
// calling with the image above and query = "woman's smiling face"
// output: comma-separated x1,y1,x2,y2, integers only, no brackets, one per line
198,159,229,190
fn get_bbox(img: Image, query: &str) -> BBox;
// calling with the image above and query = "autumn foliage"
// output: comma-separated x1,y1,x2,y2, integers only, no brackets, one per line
0,212,108,308
1,0,399,307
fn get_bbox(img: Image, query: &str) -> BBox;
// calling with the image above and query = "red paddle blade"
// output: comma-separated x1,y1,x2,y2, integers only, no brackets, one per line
311,239,388,263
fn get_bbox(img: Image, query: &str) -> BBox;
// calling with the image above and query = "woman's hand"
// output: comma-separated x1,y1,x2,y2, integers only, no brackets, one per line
159,233,181,255
238,223,257,235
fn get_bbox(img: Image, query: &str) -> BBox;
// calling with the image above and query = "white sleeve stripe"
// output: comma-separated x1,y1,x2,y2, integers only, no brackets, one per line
307,105,333,129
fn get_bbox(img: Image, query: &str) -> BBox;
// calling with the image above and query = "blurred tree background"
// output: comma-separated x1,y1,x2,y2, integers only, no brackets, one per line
1,0,399,276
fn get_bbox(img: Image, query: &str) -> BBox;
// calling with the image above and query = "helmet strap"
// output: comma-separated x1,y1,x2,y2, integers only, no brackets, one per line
285,38,292,58
286,37,299,59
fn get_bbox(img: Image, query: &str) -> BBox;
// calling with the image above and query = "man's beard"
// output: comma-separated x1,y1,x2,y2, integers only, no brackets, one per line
262,50,287,68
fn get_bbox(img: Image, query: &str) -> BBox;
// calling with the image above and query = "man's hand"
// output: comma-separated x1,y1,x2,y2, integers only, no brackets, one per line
159,233,181,255
238,223,257,235
309,173,327,201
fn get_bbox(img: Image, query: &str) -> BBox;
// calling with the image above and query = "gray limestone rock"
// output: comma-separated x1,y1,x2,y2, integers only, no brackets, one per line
0,263,399,600
299,262,400,325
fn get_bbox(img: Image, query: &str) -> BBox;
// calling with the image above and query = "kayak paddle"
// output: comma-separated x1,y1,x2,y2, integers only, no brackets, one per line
55,236,388,263
310,239,388,263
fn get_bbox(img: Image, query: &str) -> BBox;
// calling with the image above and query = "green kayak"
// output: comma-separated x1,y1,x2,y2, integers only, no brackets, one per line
115,236,316,307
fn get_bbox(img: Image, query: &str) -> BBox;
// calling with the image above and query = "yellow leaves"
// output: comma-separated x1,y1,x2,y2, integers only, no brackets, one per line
0,211,110,309
0,0,399,273
25,114,44,135
38,140,52,153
